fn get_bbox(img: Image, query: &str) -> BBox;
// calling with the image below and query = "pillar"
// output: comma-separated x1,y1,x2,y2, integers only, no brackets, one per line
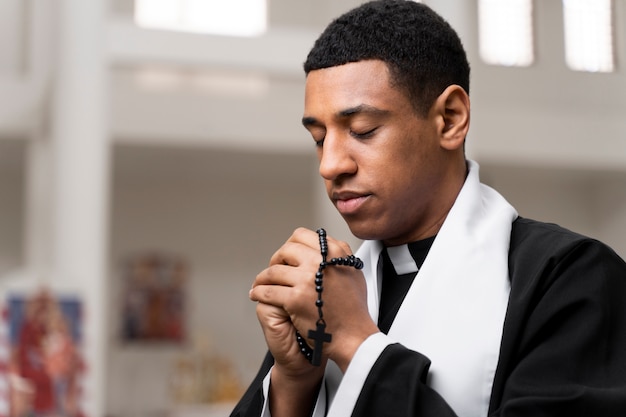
50,0,110,415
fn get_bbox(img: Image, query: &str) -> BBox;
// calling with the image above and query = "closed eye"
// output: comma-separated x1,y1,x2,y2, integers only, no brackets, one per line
350,127,378,139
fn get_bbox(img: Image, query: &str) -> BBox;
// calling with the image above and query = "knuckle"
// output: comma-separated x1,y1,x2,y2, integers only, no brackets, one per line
292,227,308,239
337,240,352,254
261,286,273,300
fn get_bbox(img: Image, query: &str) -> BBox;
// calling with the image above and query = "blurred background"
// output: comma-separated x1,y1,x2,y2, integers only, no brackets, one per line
0,0,624,416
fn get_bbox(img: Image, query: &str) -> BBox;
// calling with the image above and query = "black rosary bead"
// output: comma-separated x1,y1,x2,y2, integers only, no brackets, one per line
295,331,313,361
295,228,364,366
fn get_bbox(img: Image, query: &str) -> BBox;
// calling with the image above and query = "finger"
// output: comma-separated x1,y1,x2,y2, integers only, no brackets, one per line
269,228,321,267
294,227,352,256
255,301,291,327
326,235,354,257
250,283,316,320
249,283,293,307
269,240,319,268
305,227,354,257
286,227,320,247
252,265,313,288
253,253,323,315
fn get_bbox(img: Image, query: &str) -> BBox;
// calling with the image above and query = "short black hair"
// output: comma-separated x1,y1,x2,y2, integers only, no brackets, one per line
303,0,470,116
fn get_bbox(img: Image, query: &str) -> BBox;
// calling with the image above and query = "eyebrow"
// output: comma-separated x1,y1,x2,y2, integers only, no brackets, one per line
302,104,390,128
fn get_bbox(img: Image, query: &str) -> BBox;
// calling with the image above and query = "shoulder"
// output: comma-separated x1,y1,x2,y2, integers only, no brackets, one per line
510,216,624,263
508,216,626,290
511,217,591,251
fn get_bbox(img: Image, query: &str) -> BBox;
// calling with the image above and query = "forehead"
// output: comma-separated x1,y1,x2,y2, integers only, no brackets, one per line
304,60,409,116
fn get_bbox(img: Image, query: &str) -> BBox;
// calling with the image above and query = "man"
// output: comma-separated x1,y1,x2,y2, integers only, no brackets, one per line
231,1,626,416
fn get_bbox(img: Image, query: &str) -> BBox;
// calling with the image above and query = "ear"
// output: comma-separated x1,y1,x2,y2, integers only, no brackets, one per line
431,85,470,151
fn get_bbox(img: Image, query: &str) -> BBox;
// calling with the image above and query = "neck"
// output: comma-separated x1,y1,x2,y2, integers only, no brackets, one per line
383,159,467,247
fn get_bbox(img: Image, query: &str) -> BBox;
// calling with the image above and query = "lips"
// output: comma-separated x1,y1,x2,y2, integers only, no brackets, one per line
332,191,371,215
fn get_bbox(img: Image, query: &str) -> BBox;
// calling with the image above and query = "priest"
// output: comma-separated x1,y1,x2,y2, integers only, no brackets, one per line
232,1,626,416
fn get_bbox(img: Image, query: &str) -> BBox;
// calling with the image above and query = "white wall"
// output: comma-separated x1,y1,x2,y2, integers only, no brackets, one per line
480,164,626,256
106,146,317,416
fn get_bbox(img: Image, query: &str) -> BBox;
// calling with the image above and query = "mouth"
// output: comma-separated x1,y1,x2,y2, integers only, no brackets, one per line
332,191,371,215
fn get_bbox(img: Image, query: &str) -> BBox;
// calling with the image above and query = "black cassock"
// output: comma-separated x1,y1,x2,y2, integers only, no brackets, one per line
231,217,626,416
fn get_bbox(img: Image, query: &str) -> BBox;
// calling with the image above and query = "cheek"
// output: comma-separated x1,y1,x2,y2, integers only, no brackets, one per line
378,154,435,208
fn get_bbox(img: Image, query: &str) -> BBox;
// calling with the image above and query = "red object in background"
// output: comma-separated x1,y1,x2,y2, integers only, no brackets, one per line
14,291,55,414
1,288,85,417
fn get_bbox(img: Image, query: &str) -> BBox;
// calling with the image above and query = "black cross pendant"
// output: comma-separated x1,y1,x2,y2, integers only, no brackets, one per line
308,321,332,366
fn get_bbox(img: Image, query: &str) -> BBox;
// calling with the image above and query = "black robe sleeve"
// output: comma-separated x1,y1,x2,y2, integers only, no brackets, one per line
229,351,274,417
230,218,626,417
352,343,458,416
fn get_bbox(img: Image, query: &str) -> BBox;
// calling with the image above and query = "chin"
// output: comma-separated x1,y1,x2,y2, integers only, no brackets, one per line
346,218,413,245
345,220,383,242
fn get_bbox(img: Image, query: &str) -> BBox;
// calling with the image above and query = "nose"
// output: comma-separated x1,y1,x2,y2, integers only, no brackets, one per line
318,133,357,181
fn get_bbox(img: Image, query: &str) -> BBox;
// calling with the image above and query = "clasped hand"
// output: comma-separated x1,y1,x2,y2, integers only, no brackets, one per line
249,227,378,374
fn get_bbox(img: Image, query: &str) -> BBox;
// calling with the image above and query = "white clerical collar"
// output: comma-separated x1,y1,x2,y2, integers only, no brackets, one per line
385,244,419,275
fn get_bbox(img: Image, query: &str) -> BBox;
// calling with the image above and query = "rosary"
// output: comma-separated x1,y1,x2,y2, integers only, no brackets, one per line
295,228,364,366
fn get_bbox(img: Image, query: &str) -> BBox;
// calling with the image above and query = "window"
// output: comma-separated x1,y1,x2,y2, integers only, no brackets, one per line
134,0,267,37
478,0,534,67
563,0,614,72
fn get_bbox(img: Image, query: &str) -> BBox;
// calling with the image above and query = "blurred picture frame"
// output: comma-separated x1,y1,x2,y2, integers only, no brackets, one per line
1,286,85,417
120,252,187,344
